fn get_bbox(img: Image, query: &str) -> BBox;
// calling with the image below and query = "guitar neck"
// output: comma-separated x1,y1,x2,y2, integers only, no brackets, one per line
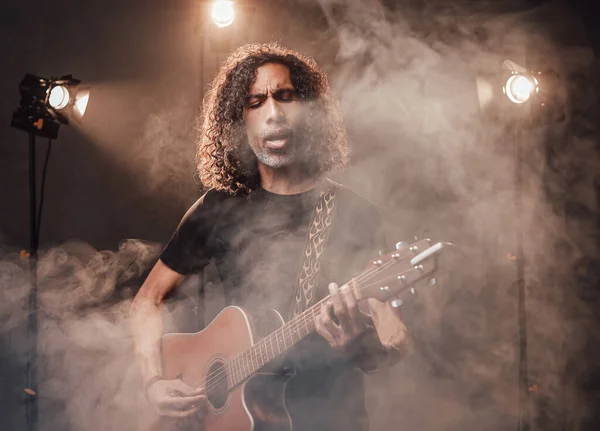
225,282,364,388
220,239,441,390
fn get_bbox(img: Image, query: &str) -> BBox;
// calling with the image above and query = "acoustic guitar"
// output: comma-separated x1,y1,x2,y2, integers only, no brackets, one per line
153,239,447,431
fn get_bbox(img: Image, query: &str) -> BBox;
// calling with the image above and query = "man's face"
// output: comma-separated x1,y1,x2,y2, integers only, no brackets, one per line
243,63,306,169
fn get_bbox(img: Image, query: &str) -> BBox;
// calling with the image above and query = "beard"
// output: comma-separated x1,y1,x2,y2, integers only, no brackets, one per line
252,144,298,169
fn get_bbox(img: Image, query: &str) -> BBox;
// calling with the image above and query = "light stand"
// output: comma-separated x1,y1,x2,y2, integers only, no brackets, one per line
513,123,529,431
478,59,564,431
10,73,90,431
26,131,39,431
499,62,564,431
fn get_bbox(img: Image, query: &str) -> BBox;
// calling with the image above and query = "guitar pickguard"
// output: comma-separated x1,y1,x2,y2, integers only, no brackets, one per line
243,372,294,431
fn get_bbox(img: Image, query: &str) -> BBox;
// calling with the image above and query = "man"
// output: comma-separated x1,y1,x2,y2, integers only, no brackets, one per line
131,42,409,431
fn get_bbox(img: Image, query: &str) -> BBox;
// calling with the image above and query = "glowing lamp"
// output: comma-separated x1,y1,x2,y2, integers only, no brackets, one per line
48,85,70,110
212,0,235,27
11,74,90,139
504,73,538,105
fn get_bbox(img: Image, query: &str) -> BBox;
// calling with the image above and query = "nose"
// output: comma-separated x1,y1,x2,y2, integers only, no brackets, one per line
265,97,285,123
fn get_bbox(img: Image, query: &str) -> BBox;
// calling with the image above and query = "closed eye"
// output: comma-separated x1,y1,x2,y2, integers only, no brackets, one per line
245,88,297,109
246,96,266,109
274,89,297,102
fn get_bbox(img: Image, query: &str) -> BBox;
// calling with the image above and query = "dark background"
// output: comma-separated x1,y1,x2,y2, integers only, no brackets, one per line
1,0,599,430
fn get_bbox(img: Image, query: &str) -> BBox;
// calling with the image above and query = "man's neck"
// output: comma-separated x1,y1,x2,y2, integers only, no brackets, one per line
258,163,320,195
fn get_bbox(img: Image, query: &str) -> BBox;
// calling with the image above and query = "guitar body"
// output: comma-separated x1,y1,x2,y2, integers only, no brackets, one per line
155,306,293,431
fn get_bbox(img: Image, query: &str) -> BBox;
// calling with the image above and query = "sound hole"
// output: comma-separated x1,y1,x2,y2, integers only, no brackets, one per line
206,360,228,410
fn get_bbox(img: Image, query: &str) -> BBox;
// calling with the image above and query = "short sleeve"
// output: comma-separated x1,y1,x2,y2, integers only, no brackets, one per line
159,189,220,275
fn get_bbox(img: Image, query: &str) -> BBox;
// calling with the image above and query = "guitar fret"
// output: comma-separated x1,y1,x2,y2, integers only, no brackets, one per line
305,309,311,335
244,351,250,378
304,312,309,336
234,361,239,386
265,339,270,363
290,321,295,344
232,360,237,387
225,362,231,388
263,340,268,364
258,344,263,368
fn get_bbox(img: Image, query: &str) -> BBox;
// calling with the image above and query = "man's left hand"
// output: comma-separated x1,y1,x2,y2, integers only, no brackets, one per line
315,282,370,352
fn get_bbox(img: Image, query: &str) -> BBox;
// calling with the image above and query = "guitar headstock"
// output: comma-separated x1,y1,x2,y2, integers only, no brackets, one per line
355,239,444,303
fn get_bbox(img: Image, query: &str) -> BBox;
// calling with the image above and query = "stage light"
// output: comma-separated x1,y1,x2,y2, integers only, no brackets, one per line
211,0,235,27
10,74,91,139
504,73,538,104
476,59,564,126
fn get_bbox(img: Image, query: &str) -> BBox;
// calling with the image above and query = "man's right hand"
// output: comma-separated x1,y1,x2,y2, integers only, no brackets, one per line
146,378,208,419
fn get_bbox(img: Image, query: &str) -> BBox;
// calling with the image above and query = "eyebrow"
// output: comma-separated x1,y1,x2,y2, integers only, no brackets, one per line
247,86,296,99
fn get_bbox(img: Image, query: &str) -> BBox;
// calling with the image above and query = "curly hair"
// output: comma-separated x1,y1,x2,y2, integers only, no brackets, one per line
196,42,350,195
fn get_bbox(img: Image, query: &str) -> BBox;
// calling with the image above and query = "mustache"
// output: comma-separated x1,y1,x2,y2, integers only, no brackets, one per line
261,127,293,141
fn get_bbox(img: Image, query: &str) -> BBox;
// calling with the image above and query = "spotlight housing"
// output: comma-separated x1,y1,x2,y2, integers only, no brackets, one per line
476,59,564,127
10,74,90,139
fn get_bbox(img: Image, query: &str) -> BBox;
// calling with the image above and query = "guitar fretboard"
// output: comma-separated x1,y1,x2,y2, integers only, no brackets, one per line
224,302,323,388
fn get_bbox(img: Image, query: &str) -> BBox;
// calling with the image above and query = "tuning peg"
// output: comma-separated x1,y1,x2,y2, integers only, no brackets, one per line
391,299,404,308
428,277,437,287
395,241,407,250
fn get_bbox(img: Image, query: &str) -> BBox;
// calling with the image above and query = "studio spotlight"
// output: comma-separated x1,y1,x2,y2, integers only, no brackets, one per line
211,0,235,28
477,59,564,127
10,74,91,139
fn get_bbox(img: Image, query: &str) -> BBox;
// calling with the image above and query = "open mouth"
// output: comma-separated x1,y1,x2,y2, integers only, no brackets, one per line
264,129,292,149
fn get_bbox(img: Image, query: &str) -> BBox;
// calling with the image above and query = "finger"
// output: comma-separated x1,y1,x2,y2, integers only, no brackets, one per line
187,385,205,396
316,303,339,347
329,282,350,330
172,379,204,396
321,301,342,345
340,284,363,332
161,404,204,419
162,394,206,411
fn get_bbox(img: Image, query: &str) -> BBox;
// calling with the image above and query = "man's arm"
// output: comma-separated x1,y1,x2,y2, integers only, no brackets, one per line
130,259,207,418
131,259,183,383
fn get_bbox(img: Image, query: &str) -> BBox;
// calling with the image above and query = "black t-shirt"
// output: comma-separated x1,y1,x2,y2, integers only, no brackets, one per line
160,181,385,431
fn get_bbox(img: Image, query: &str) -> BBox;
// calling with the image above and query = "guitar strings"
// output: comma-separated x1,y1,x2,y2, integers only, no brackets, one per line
201,258,400,392
202,258,406,392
